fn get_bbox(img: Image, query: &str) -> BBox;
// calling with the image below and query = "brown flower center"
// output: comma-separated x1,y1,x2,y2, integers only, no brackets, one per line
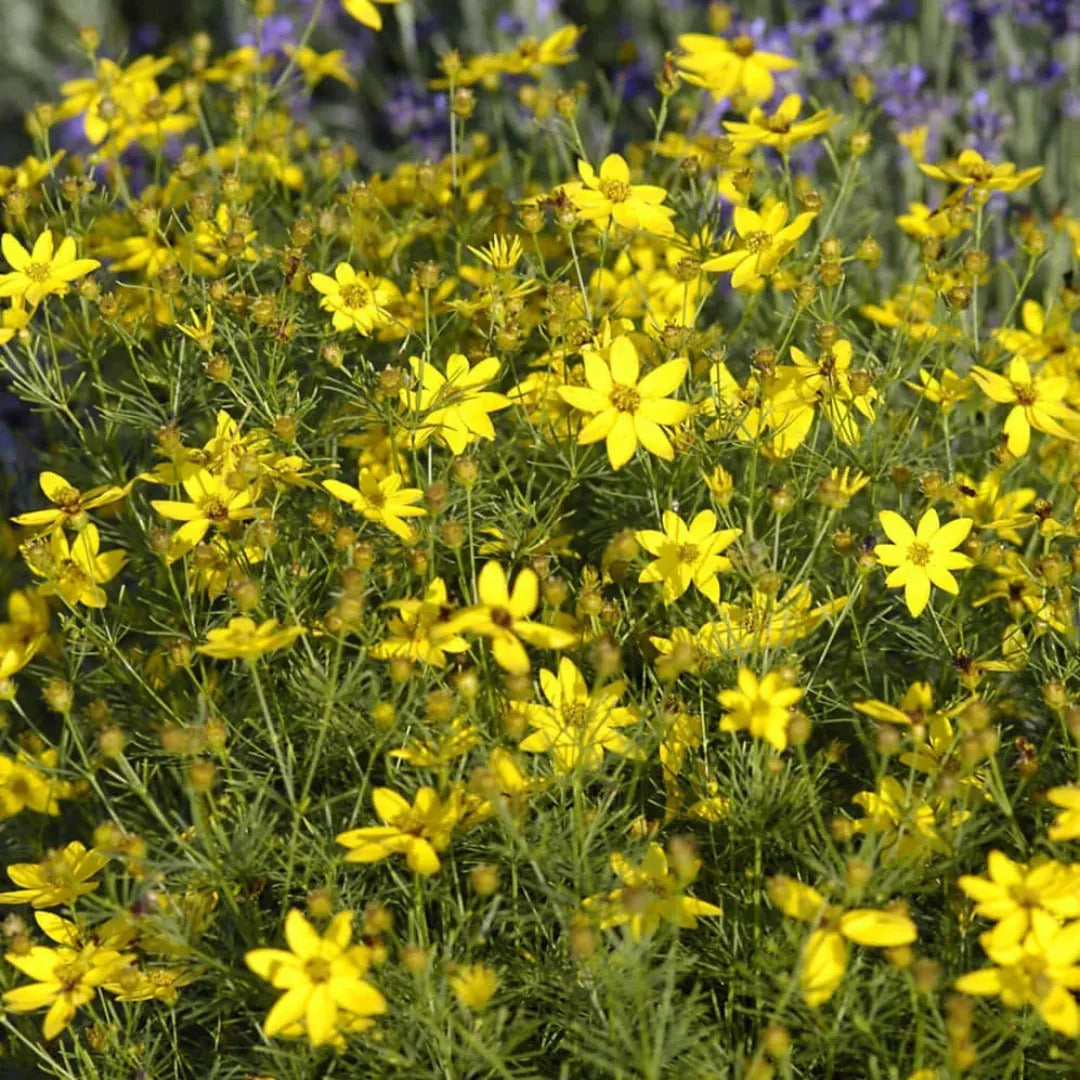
731,35,756,58
340,282,371,309
907,541,931,567
201,496,229,522
490,606,514,628
610,382,641,412
562,701,588,728
678,543,700,563
1011,382,1037,406
304,957,332,983
598,179,631,203
744,230,772,253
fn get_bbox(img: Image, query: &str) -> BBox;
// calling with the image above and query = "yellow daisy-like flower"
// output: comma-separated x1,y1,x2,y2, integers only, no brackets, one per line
437,561,576,675
310,262,401,334
341,0,401,31
3,940,132,1041
768,875,918,1007
583,842,722,941
150,467,258,562
970,356,1078,456
448,964,499,1010
196,617,305,661
723,93,836,156
918,148,1043,193
0,842,109,908
558,334,690,470
323,468,426,543
565,154,676,236
634,509,742,604
0,229,100,307
1046,786,1080,842
244,909,386,1047
11,470,129,533
677,32,798,103
718,668,804,752
955,911,1080,1037
335,786,462,876
702,203,816,290
22,524,127,609
517,657,641,772
400,353,510,456
874,509,974,617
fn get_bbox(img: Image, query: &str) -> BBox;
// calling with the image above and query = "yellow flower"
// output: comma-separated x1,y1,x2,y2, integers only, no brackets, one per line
634,509,741,604
22,524,127,608
850,776,962,860
323,468,426,543
400,353,510,455
949,470,1035,545
705,584,846,654
467,234,524,272
955,911,1080,1036
995,300,1079,367
286,45,358,90
723,94,836,156
11,471,129,532
341,0,401,31
918,148,1043,193
244,909,386,1047
438,561,576,674
0,749,73,821
0,230,99,307
389,718,480,769
905,368,973,412
970,356,1078,456
583,842,721,941
151,468,258,561
196,617,304,661
767,339,877,454
369,577,469,667
677,33,798,103
702,203,816,290
310,262,401,334
448,964,499,1010
517,657,641,772
1047,787,1080,842
958,851,1080,951
874,509,974,617
335,786,462,876
0,589,51,681
767,875,918,1007
558,334,690,470
718,668,803,752
565,154,675,236
3,941,132,1040
0,841,109,908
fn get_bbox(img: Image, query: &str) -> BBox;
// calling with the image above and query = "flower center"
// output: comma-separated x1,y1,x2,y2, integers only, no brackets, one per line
731,35,756,58
24,261,52,283
678,543,700,563
907,541,931,567
57,486,82,511
490,606,514,629
340,282,371,309
968,162,994,183
562,701,588,728
304,957,332,983
201,496,229,522
610,382,641,412
598,179,630,203
744,230,772,253
1011,382,1037,406
767,115,792,134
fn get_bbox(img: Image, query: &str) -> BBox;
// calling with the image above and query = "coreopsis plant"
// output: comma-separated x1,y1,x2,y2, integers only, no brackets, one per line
0,2,1076,1077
